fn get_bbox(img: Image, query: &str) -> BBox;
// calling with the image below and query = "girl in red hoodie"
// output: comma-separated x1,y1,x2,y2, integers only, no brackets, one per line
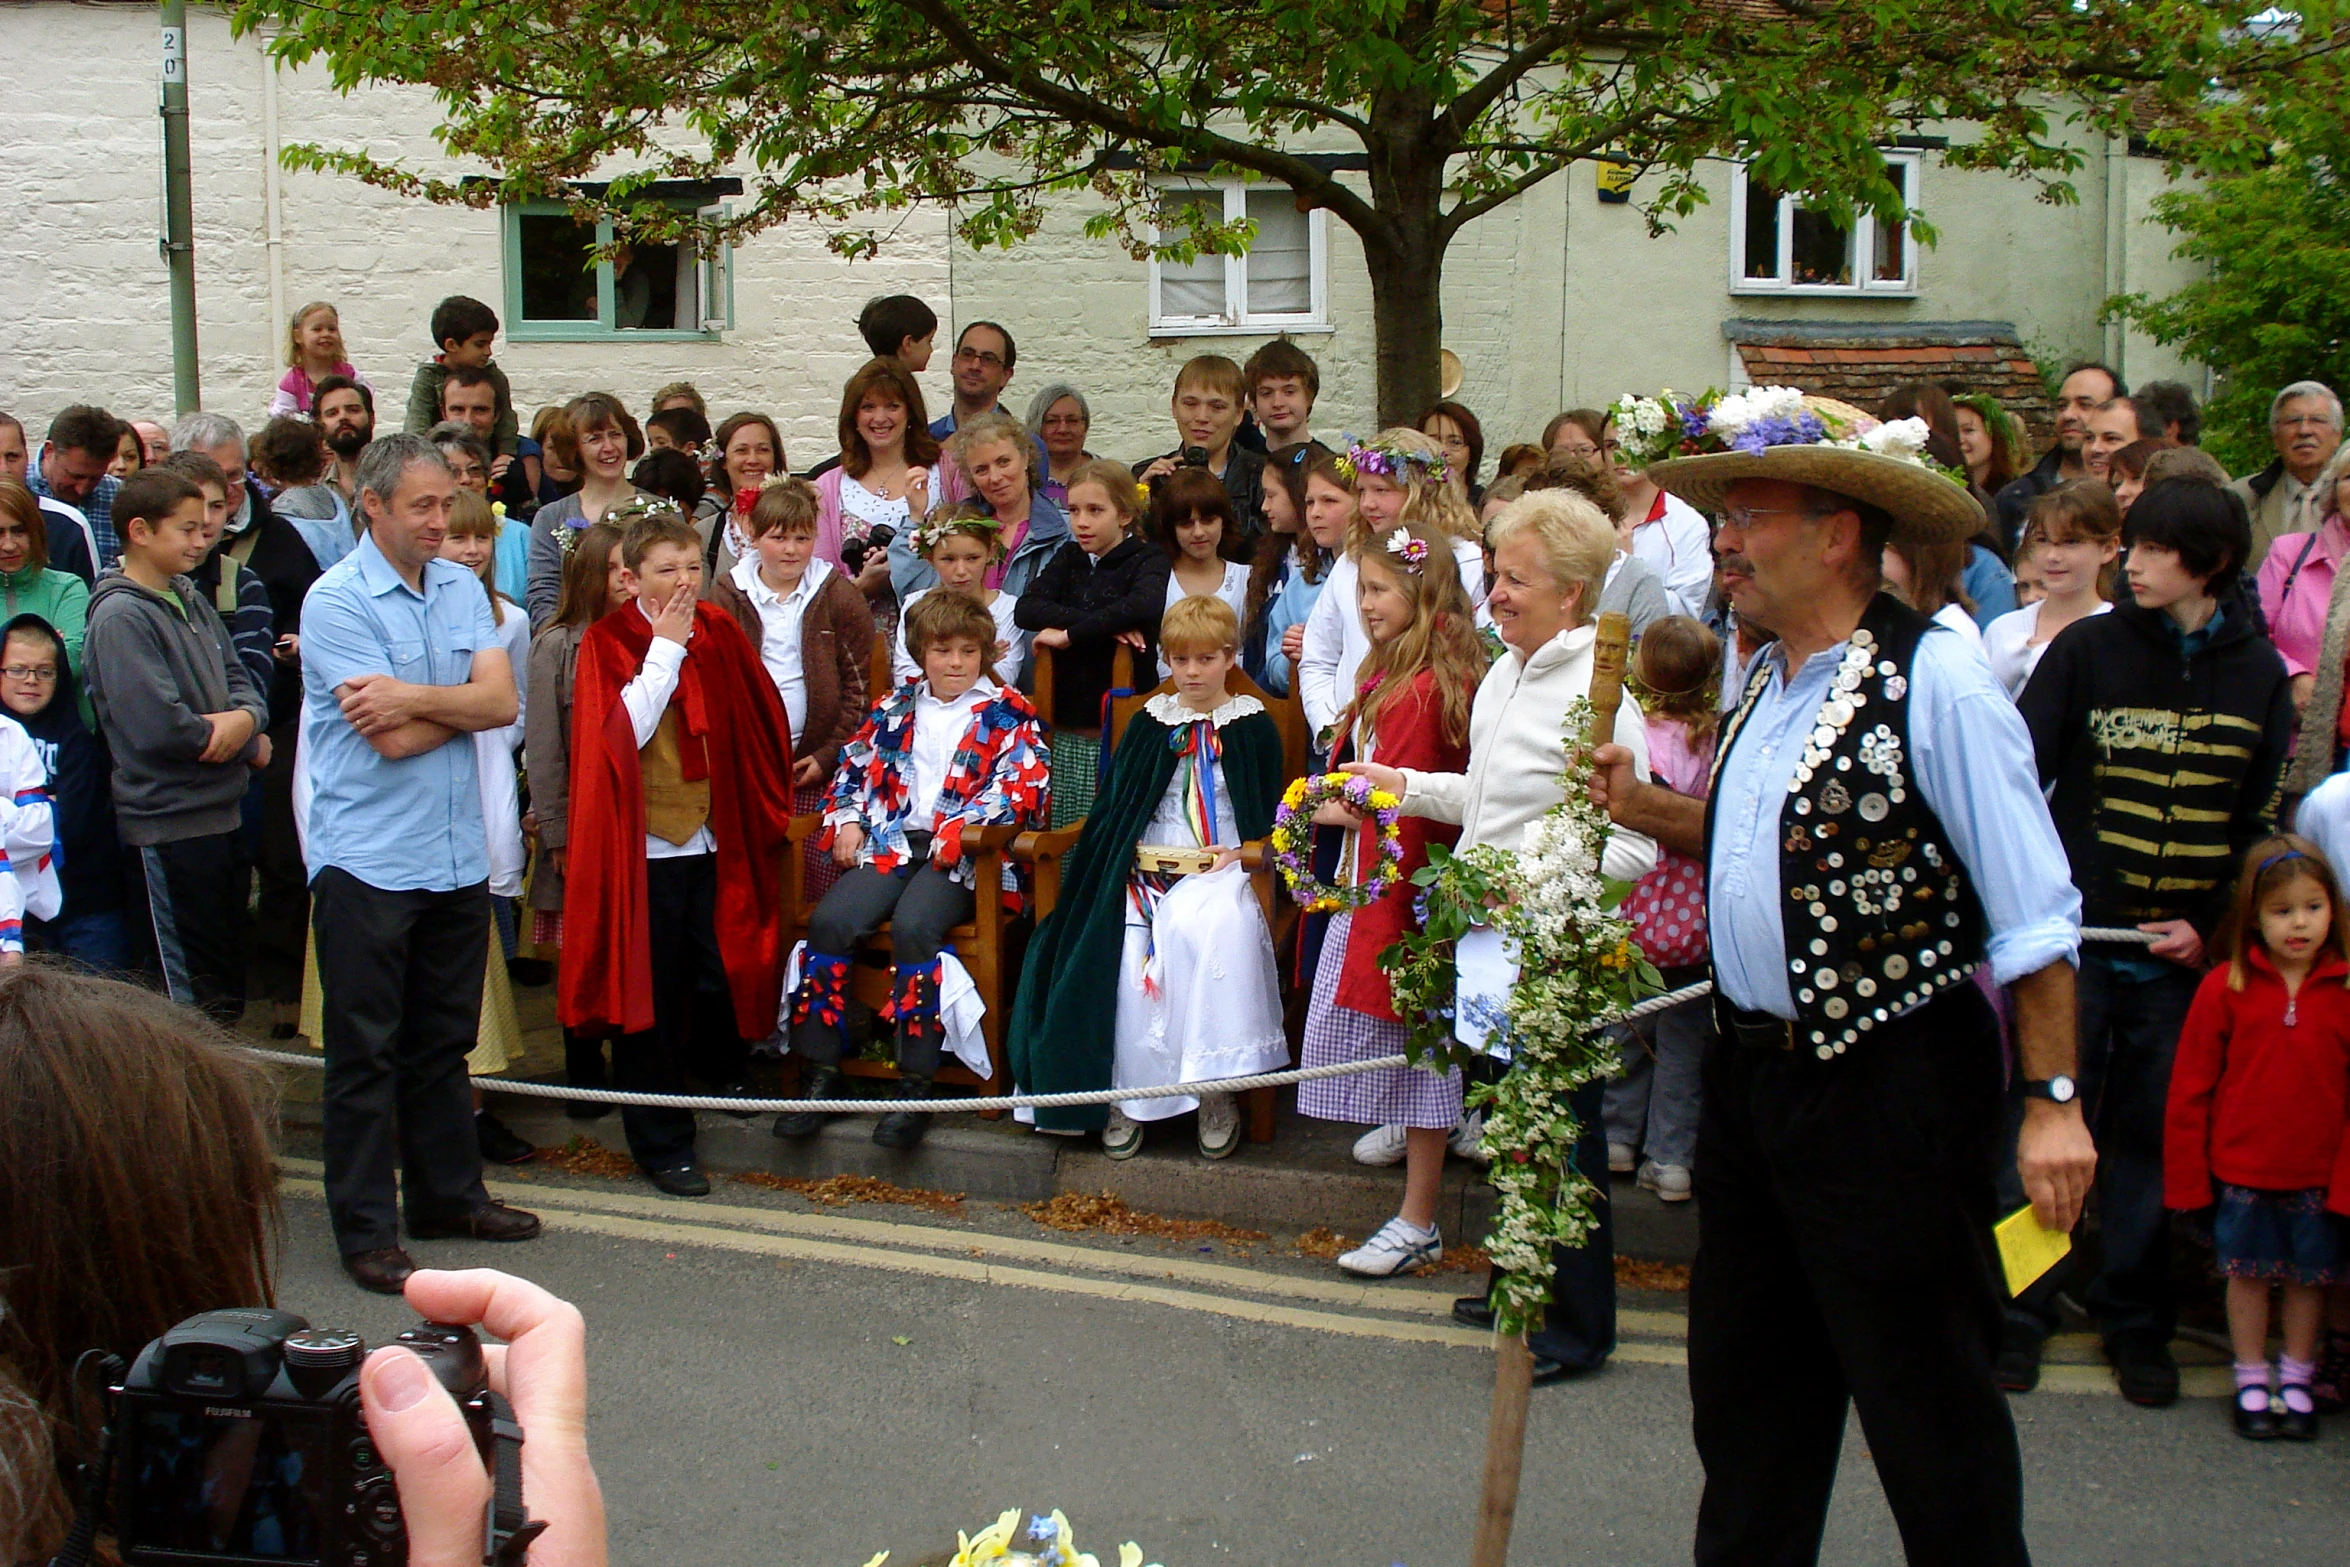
2166,834,2350,1441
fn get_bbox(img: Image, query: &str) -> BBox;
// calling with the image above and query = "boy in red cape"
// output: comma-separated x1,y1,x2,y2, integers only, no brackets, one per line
561,508,795,1196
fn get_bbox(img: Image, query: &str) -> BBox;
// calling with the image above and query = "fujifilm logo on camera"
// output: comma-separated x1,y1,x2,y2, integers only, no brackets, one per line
202,1406,254,1419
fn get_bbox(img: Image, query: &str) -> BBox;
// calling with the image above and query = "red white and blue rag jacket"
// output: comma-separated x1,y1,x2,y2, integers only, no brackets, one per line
819,677,1052,903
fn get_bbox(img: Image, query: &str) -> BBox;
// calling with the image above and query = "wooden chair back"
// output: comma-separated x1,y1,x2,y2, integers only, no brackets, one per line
1031,641,1134,734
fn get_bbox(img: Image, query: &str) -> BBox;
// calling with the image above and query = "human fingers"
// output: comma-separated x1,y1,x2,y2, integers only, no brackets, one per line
360,1346,493,1567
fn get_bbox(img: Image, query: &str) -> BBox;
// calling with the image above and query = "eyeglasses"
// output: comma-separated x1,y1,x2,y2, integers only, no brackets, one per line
954,347,1006,369
2,666,57,683
1720,506,1833,530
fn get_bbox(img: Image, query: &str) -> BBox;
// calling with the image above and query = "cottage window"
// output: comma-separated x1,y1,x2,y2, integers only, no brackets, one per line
503,199,734,342
1730,153,1919,296
1149,180,1329,335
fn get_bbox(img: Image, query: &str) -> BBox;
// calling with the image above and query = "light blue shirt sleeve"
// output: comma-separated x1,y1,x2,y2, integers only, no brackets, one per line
1906,627,2080,983
1965,545,2017,629
300,572,388,698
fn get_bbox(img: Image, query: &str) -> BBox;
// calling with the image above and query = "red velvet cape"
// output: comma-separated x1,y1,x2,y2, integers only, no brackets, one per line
559,600,796,1037
1334,669,1467,1020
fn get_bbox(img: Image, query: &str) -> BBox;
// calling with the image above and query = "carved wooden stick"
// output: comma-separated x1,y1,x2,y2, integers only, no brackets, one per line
1585,610,1633,749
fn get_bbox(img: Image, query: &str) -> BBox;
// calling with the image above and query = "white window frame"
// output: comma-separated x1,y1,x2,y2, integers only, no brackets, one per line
1727,151,1921,297
503,198,736,343
1147,178,1331,336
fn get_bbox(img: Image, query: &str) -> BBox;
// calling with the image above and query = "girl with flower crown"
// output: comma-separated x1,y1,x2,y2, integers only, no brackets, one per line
1010,594,1288,1160
1297,517,1489,1276
890,505,1026,689
1294,427,1487,744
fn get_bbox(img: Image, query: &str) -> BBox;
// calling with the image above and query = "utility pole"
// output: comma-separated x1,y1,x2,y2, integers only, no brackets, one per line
160,0,201,414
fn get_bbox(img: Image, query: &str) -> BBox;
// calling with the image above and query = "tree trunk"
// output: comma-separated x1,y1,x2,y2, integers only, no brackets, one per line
1361,95,1451,428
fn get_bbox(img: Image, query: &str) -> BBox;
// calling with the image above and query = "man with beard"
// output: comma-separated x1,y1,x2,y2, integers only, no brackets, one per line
274,377,375,564
1994,362,2122,551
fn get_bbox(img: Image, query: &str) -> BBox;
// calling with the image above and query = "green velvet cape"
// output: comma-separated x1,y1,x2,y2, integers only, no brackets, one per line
1008,705,1284,1131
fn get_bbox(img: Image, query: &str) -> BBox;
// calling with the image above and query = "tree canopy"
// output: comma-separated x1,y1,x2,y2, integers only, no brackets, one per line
237,0,2350,421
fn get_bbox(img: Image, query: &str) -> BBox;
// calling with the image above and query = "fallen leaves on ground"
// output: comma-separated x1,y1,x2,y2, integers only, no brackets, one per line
1294,1227,1349,1259
537,1136,641,1179
1021,1190,1268,1245
1292,1229,1486,1275
1615,1257,1691,1292
728,1171,965,1212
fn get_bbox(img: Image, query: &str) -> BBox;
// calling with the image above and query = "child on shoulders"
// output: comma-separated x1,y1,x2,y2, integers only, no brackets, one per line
561,510,797,1197
270,302,371,420
2165,836,2350,1442
892,507,1023,689
404,296,519,457
1011,595,1287,1158
779,592,1050,1151
1014,459,1170,827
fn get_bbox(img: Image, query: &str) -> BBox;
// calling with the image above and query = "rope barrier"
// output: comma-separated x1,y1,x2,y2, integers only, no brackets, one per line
243,926,2159,1114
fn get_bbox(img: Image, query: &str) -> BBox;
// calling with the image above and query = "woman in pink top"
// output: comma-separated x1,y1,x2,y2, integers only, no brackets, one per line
2259,444,2350,706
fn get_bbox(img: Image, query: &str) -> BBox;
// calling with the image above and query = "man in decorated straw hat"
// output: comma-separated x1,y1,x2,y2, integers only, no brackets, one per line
1592,390,2096,1566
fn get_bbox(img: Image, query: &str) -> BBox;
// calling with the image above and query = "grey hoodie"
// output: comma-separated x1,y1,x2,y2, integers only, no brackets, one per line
83,571,268,846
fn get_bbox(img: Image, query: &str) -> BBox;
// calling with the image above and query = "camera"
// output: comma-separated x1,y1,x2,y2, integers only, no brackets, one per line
1179,445,1211,469
99,1308,541,1567
840,522,895,577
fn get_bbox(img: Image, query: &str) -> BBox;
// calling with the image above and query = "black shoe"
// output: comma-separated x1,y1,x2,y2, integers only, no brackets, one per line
506,956,554,987
406,1201,543,1242
873,1075,939,1151
774,1065,844,1140
342,1246,417,1295
2277,1396,2320,1442
711,1081,760,1121
1531,1355,1600,1385
2234,1393,2281,1440
1453,1295,1497,1331
475,1109,537,1165
644,1162,711,1197
2107,1335,2181,1408
1995,1321,2046,1394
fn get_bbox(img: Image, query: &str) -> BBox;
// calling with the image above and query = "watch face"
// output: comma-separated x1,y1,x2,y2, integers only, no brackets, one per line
2048,1075,2076,1103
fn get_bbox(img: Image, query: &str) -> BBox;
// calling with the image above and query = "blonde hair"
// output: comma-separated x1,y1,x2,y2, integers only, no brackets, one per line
946,409,1040,490
444,489,509,625
1349,426,1481,548
1064,458,1145,527
284,301,340,369
1173,354,1246,405
1344,522,1489,749
1161,592,1240,657
1485,489,1615,624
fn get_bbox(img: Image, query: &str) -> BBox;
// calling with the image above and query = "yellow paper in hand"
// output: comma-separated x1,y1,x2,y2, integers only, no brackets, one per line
1994,1205,2073,1296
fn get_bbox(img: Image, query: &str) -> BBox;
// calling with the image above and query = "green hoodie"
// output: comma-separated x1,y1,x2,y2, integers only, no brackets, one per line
0,565,89,679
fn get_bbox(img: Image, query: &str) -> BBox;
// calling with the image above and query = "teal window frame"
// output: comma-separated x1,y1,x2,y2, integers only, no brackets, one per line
500,199,734,343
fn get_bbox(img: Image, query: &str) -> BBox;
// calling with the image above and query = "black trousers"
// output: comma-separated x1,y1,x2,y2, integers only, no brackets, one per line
249,719,310,1005
313,869,490,1255
613,854,741,1169
137,831,250,1026
1689,984,2025,1567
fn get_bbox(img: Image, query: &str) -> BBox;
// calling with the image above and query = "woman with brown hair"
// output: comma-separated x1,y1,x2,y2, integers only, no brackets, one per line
694,410,788,580
524,392,648,625
814,358,940,613
1880,528,1987,657
1882,381,2019,623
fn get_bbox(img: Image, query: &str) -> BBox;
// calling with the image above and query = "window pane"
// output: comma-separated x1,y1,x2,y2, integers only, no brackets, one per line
1872,162,1908,283
517,213,598,322
1156,185,1229,319
1742,183,1782,281
1789,201,1853,287
1242,189,1311,316
615,239,683,331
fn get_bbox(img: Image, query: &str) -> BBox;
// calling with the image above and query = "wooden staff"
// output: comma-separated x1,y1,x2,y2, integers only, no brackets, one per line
1468,608,1633,1567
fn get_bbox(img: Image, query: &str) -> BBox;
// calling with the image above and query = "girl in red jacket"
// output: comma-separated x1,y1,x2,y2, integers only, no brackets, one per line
2165,834,2350,1441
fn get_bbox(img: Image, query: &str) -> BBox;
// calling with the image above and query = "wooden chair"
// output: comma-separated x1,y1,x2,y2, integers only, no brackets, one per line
1014,664,1302,1144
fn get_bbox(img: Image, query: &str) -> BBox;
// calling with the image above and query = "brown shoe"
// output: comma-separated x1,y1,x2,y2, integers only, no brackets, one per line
406,1201,543,1243
342,1247,417,1295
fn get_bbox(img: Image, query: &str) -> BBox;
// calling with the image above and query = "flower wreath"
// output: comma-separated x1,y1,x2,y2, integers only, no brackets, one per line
909,508,1004,558
1333,434,1448,490
858,1505,1161,1567
1270,771,1404,913
1606,385,1968,485
555,492,683,558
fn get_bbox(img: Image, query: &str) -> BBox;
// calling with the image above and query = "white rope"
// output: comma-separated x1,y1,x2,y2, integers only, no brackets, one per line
243,931,2159,1114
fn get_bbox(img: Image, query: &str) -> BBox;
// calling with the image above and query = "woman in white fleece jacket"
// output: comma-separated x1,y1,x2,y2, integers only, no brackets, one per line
1343,486,1658,1372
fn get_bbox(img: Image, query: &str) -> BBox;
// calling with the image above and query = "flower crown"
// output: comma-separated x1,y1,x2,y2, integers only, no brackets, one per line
1334,435,1448,489
1607,386,1968,485
1383,526,1431,570
555,493,684,557
910,509,1003,558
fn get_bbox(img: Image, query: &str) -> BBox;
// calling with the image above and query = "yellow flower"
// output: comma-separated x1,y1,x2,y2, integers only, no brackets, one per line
1321,771,1349,788
1368,790,1400,810
1282,779,1310,807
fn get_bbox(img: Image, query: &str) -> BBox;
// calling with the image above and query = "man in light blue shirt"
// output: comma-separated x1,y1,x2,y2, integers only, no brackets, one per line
1596,447,2097,1567
302,432,538,1294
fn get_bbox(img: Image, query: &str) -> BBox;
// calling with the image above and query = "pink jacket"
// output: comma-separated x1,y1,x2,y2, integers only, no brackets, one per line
2255,515,2348,677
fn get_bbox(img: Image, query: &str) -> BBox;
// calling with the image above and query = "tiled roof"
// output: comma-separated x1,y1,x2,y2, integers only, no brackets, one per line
1725,320,2053,447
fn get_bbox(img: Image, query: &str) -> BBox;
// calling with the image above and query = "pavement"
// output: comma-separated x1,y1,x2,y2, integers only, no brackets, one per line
273,1154,2350,1567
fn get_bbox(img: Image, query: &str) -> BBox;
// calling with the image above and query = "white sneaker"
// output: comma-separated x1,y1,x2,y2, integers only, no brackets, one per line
1337,1216,1444,1277
1102,1108,1143,1161
1637,1160,1692,1202
1608,1142,1637,1174
1352,1124,1409,1166
1449,1110,1490,1165
1196,1093,1241,1160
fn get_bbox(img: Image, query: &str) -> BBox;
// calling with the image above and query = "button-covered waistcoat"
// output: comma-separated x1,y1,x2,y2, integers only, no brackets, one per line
1712,594,1987,1060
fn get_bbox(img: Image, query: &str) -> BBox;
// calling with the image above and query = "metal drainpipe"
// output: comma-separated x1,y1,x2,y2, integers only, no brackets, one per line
160,0,201,414
261,33,286,367
2102,135,2127,373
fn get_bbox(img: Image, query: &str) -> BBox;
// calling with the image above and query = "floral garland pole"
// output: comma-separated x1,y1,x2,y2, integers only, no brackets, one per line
1379,697,1661,1335
860,1507,1160,1567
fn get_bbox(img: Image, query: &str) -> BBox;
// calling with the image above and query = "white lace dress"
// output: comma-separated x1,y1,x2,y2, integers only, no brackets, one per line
1113,693,1288,1120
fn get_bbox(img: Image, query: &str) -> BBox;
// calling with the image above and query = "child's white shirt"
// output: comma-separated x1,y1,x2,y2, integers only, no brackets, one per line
908,676,999,821
0,714,61,949
732,554,834,739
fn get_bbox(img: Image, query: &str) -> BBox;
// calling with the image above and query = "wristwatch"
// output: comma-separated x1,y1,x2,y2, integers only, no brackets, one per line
2021,1075,2077,1104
